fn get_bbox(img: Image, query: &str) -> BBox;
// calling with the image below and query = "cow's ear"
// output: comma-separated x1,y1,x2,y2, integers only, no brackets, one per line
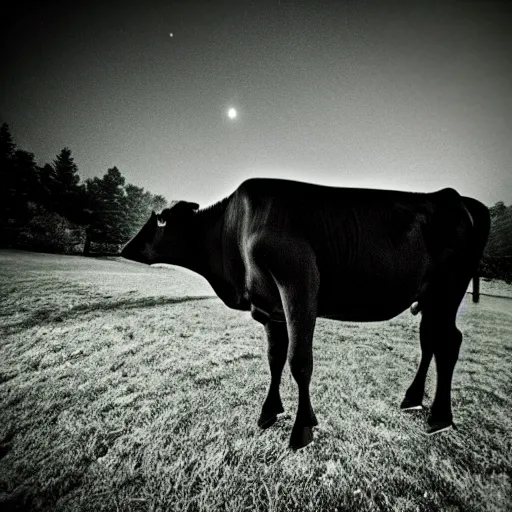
151,211,157,218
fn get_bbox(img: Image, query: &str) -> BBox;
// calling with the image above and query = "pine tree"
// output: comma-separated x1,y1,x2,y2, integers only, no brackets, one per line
0,123,17,225
51,148,85,223
53,147,80,188
86,167,127,244
0,123,16,165
38,163,57,212
11,149,40,222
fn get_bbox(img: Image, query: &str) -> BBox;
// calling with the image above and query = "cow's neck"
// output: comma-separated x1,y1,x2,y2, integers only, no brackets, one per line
185,198,244,308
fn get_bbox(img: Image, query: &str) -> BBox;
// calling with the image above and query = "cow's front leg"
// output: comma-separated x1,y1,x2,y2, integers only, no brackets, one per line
258,321,289,429
284,285,318,450
249,234,320,449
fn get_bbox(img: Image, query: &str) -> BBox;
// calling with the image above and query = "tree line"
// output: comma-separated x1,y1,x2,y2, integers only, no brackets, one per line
0,120,510,280
0,122,167,254
482,201,512,283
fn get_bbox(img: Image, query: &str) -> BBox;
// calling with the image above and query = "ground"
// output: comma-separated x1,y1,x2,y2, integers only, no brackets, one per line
0,250,511,512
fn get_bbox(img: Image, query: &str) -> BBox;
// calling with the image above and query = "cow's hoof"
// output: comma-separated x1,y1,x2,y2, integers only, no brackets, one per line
258,414,278,430
258,406,284,429
289,425,314,451
400,397,424,411
426,421,454,435
410,302,421,315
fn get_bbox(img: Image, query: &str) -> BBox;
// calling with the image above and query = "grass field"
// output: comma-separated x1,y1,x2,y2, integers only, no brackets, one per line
1,250,511,512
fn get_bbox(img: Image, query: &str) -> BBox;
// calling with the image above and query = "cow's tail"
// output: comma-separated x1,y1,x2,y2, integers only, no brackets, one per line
461,196,491,303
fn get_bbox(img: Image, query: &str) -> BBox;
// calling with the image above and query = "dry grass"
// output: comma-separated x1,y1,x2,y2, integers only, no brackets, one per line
1,250,511,512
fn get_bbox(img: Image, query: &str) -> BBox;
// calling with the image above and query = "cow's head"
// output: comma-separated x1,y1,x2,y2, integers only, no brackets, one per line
121,200,199,265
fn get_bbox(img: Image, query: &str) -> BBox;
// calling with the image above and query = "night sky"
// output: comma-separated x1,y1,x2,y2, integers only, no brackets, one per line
2,1,511,206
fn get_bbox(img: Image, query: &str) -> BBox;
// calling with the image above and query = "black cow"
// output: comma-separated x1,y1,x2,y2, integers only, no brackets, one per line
121,178,490,450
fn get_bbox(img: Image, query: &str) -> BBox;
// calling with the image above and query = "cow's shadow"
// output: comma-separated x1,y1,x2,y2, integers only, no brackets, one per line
2,295,214,334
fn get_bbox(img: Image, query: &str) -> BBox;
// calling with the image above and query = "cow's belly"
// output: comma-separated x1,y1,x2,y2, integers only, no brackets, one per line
251,275,425,323
319,305,409,322
318,290,420,321
317,264,430,321
244,239,431,323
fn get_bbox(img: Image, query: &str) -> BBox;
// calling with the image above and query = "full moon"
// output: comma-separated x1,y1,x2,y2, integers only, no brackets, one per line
227,107,237,120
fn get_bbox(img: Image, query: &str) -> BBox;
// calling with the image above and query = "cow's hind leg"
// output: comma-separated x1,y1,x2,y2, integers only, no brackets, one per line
417,269,468,434
258,321,289,429
415,249,477,433
404,307,462,432
401,322,434,411
423,310,462,434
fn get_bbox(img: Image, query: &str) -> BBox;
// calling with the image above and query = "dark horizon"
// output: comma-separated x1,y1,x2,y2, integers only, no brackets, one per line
2,0,511,207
